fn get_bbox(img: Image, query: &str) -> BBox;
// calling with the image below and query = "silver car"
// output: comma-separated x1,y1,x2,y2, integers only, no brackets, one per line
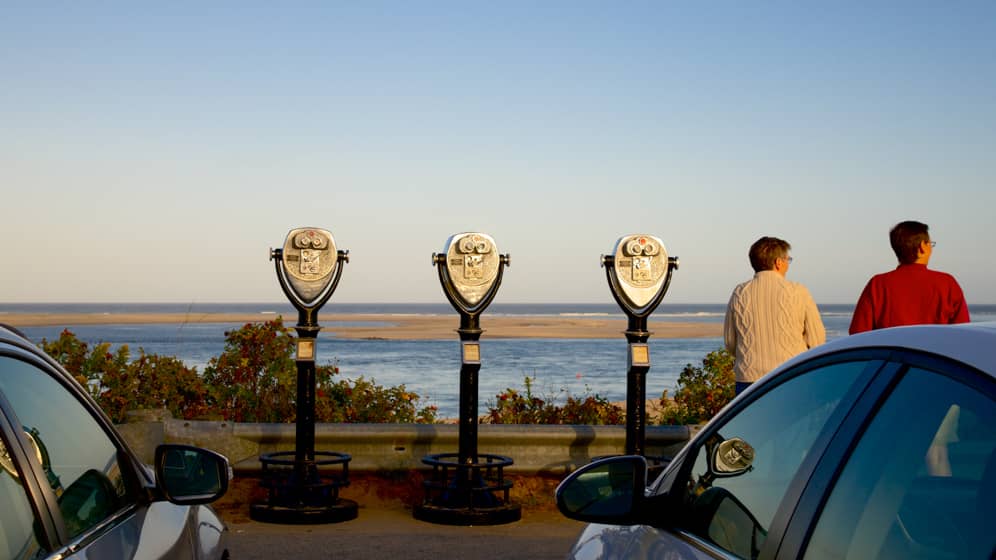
0,324,230,559
557,322,996,559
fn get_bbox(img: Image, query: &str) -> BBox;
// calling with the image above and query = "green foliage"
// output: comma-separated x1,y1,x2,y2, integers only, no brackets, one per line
656,349,735,425
41,319,437,424
485,377,558,424
559,394,625,425
41,322,731,427
41,330,207,423
484,377,624,425
99,352,209,423
318,376,438,423
201,319,299,422
41,329,129,394
199,318,437,423
485,351,734,426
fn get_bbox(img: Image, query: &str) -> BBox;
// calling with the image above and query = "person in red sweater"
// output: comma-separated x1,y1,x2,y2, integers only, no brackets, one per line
849,220,970,334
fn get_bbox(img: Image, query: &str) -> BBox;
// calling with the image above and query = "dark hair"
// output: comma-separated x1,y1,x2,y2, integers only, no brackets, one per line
748,237,791,272
889,221,930,264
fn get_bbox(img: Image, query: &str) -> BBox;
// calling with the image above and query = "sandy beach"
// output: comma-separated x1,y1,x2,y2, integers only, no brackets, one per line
1,312,722,340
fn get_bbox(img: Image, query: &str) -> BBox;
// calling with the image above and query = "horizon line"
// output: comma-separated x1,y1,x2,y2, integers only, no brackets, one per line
3,300,996,307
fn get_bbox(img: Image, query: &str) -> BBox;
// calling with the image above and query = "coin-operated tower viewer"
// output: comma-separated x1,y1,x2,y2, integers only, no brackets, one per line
602,234,679,457
415,232,521,525
250,227,356,524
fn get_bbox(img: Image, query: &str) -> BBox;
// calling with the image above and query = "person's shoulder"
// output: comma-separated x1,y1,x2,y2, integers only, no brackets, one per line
730,274,767,300
925,267,959,280
729,278,753,296
786,279,815,296
863,268,897,286
874,266,903,278
925,267,966,288
735,273,762,289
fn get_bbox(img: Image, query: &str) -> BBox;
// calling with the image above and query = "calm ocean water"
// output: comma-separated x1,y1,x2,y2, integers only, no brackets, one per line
6,302,995,418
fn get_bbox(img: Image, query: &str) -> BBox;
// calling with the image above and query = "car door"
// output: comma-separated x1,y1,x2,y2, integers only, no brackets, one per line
664,353,886,559
0,414,45,559
568,350,886,560
0,346,198,559
788,351,996,560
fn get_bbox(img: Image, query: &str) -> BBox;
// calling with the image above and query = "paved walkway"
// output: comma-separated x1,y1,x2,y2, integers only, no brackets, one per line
218,475,586,559
225,507,586,559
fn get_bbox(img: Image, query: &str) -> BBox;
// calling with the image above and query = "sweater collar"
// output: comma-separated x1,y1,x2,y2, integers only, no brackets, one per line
895,263,928,271
754,270,784,280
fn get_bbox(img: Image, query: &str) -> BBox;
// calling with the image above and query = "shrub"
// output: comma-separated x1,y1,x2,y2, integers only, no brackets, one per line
655,348,735,425
317,375,438,424
41,322,732,426
485,377,559,424
201,319,299,422
484,376,624,425
201,318,437,423
99,351,209,423
41,331,208,423
560,394,625,425
42,319,437,424
41,329,129,393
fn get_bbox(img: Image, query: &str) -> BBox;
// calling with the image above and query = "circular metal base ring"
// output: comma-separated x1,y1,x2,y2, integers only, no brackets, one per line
413,502,521,526
249,499,359,525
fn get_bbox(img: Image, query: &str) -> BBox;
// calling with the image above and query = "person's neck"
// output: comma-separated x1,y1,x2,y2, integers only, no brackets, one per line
758,268,786,278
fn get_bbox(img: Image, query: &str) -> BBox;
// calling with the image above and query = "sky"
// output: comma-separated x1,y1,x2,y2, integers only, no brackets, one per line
2,2,994,305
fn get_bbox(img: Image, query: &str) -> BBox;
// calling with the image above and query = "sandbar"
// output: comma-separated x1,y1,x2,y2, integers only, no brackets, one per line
1,312,722,340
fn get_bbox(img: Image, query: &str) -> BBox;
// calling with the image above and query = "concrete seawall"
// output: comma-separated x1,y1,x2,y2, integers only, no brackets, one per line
116,409,692,476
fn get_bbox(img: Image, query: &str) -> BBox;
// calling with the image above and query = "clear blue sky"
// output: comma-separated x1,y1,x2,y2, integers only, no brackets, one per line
2,2,994,305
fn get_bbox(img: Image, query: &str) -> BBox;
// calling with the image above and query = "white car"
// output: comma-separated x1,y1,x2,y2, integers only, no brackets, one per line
557,322,996,559
0,324,231,559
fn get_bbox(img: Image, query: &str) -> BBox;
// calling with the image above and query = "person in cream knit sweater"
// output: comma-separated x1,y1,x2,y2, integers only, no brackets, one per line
724,236,826,395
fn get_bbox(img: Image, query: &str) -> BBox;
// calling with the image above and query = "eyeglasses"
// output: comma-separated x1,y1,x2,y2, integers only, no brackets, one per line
930,241,937,248
782,256,793,264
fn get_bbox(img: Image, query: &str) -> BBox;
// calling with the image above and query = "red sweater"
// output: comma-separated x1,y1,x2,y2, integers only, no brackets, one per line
849,264,970,334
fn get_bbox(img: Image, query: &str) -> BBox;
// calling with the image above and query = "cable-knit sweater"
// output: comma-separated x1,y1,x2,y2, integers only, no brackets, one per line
724,270,826,383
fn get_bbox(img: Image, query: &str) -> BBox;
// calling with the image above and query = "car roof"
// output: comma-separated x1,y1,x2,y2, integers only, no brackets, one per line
778,321,996,378
0,323,40,351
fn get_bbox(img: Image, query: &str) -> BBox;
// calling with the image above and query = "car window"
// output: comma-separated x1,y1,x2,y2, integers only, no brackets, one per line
0,356,135,540
804,366,996,560
0,432,42,559
675,360,869,559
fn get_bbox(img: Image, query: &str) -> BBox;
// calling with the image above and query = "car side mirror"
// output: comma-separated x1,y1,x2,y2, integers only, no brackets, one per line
154,444,231,505
556,455,648,525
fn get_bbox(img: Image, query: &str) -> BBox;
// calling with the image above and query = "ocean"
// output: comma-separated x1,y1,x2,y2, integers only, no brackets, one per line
5,302,995,418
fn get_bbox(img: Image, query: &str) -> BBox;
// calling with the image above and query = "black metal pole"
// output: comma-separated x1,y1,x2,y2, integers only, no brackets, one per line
457,318,482,467
456,316,482,502
624,314,650,456
457,312,483,475
294,324,319,485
